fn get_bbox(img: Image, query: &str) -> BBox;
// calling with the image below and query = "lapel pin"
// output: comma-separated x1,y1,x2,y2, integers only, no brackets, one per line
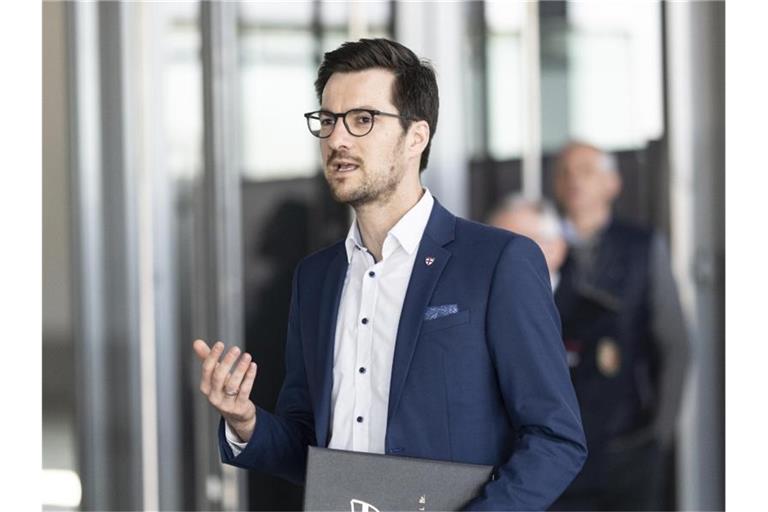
425,256,435,266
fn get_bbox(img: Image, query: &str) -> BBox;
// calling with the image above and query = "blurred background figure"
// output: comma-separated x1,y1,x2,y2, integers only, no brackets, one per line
550,141,691,511
488,195,566,289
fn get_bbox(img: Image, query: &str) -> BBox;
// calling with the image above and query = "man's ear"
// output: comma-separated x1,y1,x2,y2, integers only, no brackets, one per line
407,120,430,162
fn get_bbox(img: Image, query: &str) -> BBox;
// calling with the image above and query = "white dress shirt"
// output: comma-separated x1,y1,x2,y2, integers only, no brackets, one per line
226,189,435,456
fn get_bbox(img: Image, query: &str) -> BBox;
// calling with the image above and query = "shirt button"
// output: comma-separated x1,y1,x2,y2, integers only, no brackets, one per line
356,416,364,423
361,318,369,325
368,271,375,277
359,367,366,374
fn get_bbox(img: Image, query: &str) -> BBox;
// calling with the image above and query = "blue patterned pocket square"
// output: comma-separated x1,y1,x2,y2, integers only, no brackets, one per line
424,304,459,321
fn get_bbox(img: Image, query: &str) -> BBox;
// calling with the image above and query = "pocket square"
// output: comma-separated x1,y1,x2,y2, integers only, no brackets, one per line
424,304,459,321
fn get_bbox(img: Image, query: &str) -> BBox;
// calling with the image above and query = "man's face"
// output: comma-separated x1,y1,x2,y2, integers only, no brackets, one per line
554,146,620,215
319,68,408,207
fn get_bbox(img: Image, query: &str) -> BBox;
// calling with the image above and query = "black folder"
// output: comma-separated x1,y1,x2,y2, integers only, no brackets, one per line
303,446,493,512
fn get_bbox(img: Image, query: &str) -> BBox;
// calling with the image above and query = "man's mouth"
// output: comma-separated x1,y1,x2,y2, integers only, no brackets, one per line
331,161,360,173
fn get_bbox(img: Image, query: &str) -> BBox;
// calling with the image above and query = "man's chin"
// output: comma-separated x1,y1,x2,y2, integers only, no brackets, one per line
329,184,358,203
330,187,373,208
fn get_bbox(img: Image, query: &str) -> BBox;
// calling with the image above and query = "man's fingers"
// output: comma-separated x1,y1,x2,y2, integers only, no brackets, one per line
210,346,242,399
192,339,211,361
199,341,224,395
236,362,258,404
224,352,252,396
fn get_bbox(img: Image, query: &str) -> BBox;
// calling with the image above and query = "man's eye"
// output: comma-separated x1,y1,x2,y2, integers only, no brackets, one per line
319,117,335,126
354,114,372,125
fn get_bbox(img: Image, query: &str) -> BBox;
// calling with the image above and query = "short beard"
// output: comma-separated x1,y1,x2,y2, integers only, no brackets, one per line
342,163,403,208
329,138,406,208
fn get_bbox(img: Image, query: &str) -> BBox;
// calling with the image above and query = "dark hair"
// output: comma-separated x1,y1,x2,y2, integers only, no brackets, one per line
314,38,439,173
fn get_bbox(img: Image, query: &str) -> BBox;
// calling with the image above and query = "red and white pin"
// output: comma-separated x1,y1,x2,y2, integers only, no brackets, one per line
425,256,435,266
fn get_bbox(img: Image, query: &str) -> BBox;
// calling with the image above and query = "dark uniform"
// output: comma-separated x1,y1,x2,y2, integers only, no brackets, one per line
551,219,690,511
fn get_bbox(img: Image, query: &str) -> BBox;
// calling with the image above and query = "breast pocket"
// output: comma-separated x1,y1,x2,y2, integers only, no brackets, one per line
420,308,471,335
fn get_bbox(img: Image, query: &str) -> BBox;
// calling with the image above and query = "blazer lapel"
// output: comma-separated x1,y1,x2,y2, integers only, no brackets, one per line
387,201,455,422
314,247,348,447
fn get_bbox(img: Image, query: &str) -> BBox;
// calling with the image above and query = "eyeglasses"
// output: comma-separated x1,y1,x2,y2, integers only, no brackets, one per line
303,108,412,138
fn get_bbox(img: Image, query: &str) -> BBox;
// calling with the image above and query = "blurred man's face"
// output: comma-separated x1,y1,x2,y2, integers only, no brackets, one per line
319,68,408,208
491,208,567,275
554,146,620,216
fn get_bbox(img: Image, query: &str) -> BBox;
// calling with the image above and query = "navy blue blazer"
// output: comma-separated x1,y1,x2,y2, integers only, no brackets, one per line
219,200,587,510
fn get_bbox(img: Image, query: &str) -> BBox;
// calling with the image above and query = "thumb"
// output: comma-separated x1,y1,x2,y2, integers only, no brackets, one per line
192,339,212,361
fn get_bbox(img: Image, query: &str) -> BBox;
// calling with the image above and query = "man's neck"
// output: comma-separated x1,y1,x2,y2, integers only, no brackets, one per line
354,179,424,262
566,204,612,241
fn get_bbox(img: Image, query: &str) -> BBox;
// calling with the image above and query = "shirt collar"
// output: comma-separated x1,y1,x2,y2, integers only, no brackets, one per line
343,188,435,263
344,222,364,261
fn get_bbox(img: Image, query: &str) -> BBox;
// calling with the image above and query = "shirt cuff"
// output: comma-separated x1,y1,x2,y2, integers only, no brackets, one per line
224,421,248,457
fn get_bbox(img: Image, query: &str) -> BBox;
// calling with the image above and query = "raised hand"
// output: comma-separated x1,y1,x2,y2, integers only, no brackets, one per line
193,339,258,442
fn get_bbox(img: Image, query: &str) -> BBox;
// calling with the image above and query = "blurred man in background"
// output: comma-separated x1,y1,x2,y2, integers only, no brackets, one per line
488,195,567,290
550,141,691,511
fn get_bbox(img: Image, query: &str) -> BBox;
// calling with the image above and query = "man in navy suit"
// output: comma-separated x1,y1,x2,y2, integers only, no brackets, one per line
193,38,586,511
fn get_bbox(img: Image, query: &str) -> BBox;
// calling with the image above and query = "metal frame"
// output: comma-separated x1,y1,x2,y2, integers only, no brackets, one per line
666,2,725,510
197,1,246,510
68,1,145,509
67,2,105,509
521,1,542,199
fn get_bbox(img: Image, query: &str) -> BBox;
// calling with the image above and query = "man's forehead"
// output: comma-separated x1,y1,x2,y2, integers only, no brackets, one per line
562,146,602,166
556,148,603,176
320,68,396,110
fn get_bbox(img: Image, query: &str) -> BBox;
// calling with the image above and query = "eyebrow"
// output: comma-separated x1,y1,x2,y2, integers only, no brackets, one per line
318,105,380,112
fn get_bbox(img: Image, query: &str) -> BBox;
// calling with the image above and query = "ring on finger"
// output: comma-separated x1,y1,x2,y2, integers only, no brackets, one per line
224,389,238,397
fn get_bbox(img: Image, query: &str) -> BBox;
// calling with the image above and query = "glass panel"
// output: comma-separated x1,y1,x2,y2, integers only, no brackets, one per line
485,0,526,159
486,0,524,32
320,1,390,54
239,31,318,179
163,3,203,180
321,0,390,27
239,3,318,180
567,0,663,149
240,1,313,26
539,0,663,151
487,33,524,159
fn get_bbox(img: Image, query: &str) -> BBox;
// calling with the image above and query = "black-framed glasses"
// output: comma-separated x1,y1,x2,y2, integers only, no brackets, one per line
303,108,412,138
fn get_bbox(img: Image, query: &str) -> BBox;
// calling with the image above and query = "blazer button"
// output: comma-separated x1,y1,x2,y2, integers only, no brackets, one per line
359,367,366,374
356,416,364,423
361,318,369,325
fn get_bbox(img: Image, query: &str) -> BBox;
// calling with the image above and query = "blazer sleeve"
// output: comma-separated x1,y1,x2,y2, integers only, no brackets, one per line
464,236,587,511
218,263,316,485
648,232,691,448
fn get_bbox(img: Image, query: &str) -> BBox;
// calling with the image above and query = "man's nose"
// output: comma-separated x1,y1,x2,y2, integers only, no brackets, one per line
325,119,354,150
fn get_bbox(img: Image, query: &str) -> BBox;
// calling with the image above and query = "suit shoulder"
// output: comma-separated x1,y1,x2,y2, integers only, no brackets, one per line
296,240,345,274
